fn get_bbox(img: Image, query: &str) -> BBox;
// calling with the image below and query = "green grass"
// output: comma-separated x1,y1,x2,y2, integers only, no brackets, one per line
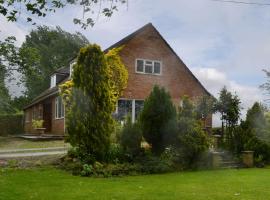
1,167,270,200
0,137,68,150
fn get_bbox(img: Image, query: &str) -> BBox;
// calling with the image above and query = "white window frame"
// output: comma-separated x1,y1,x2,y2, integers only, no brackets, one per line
117,98,144,123
135,59,162,75
55,96,65,119
50,74,56,88
69,61,76,78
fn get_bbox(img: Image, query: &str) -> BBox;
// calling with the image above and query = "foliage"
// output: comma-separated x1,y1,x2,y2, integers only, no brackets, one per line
246,102,269,142
105,47,128,98
195,94,215,127
120,115,142,159
260,69,270,101
139,85,177,155
0,113,23,135
59,80,74,111
228,102,270,165
66,44,127,164
32,119,44,129
0,37,20,114
19,26,89,99
195,94,215,119
214,86,241,137
138,155,174,174
10,96,31,111
0,0,127,29
175,96,210,169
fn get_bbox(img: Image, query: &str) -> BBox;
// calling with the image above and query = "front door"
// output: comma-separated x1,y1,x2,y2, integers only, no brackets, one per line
43,102,52,132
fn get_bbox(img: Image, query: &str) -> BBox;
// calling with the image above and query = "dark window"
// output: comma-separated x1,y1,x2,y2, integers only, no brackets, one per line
136,60,144,72
135,100,144,120
117,100,132,120
154,62,161,74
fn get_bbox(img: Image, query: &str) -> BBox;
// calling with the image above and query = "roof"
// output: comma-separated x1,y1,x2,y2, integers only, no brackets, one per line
106,23,211,96
24,23,211,109
23,76,69,109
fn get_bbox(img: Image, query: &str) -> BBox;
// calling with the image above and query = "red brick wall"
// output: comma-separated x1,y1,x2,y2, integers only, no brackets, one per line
24,104,44,134
119,25,212,126
24,96,65,135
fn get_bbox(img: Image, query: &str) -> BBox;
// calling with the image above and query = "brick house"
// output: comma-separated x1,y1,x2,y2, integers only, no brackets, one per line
23,23,212,135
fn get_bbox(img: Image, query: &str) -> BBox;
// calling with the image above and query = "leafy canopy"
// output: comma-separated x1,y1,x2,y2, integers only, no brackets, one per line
20,26,89,99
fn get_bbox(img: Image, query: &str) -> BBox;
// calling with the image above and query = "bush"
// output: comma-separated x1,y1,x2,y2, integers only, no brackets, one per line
120,115,142,160
0,113,23,136
105,143,123,164
139,85,177,155
138,154,174,174
175,96,210,169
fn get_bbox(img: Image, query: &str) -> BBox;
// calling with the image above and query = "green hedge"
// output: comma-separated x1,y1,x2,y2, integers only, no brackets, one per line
0,113,24,136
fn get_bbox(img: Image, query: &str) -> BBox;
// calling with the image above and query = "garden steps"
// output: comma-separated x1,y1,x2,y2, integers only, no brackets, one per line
213,151,241,169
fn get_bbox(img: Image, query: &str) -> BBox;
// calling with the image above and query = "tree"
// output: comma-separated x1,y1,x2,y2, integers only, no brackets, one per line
66,44,127,164
229,103,270,163
19,26,89,99
246,102,269,142
139,85,177,155
214,87,241,137
0,0,127,29
260,69,270,102
176,96,209,169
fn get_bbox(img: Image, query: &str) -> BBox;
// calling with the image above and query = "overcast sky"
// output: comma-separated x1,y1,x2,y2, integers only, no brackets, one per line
1,0,270,125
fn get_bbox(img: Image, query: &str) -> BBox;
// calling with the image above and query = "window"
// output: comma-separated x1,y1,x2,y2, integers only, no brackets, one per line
50,75,56,88
70,61,76,77
115,99,144,123
136,59,162,75
55,96,64,119
25,110,30,122
116,99,132,120
135,100,144,120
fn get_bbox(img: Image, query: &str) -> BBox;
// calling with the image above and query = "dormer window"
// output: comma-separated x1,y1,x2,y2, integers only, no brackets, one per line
136,59,161,75
50,74,56,88
70,61,76,77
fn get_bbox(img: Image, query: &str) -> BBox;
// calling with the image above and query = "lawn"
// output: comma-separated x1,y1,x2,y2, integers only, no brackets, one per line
1,167,270,200
0,137,68,150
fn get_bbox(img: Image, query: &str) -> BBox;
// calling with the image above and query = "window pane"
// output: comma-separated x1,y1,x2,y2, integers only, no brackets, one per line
136,60,144,72
58,98,62,118
117,100,132,120
135,100,144,120
154,62,161,74
145,65,152,73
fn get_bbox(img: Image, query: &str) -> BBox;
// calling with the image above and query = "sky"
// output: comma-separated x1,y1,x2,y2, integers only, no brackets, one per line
1,0,270,126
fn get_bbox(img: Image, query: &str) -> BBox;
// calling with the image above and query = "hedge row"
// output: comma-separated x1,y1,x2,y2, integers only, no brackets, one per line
0,113,24,136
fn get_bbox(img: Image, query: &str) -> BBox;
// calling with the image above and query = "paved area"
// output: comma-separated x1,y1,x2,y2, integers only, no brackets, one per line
0,150,67,158
0,147,68,158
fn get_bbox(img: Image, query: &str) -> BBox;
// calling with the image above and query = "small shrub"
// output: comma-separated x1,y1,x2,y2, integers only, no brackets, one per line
138,155,173,174
105,144,123,163
120,115,142,160
81,164,93,176
32,119,44,129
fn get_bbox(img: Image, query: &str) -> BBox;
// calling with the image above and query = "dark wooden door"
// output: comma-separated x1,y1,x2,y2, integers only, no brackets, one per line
43,102,52,132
